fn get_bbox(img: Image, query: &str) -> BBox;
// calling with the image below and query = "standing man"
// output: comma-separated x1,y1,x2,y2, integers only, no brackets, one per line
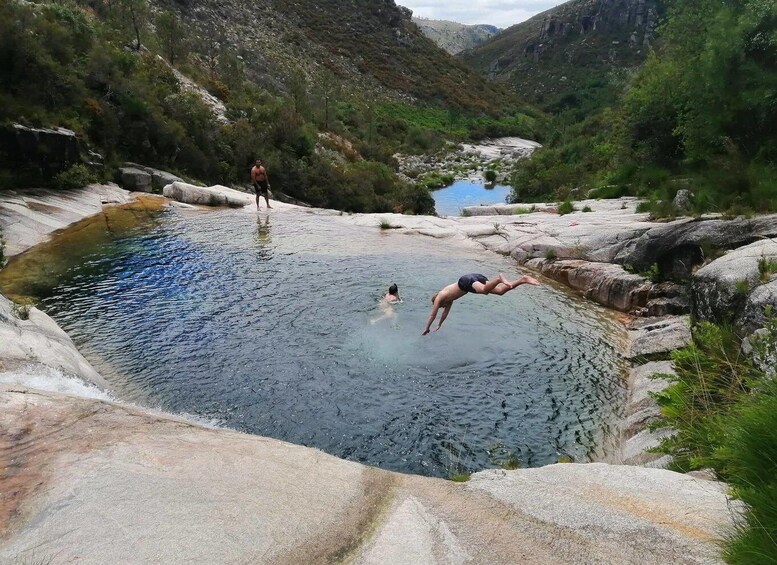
250,159,272,210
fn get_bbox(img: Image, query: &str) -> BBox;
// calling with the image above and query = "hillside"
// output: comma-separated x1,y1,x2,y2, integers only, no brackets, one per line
460,0,661,110
0,0,541,214
160,0,514,113
413,17,500,55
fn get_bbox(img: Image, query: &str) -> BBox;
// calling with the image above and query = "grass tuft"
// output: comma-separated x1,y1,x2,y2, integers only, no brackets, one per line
757,255,777,283
12,299,34,320
653,316,777,560
450,471,471,483
379,219,399,230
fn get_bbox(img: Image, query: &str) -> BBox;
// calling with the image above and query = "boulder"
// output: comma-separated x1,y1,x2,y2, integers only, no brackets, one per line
671,189,693,213
123,162,183,193
525,258,653,312
626,316,691,358
151,170,183,192
614,215,777,273
740,279,777,334
626,361,674,416
163,181,251,207
0,124,83,177
691,239,777,324
0,294,108,388
118,167,152,193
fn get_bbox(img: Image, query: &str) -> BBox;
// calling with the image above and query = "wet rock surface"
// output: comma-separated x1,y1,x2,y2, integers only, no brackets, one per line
0,386,740,564
0,294,108,388
0,184,136,257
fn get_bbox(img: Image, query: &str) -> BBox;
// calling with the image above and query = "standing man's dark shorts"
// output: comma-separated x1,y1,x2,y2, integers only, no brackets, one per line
254,179,269,195
458,273,488,293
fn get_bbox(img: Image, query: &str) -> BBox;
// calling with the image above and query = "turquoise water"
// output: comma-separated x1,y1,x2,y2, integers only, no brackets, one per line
5,208,625,477
433,180,512,216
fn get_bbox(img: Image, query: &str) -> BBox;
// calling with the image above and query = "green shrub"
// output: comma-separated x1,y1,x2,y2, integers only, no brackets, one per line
557,200,575,215
582,205,592,212
544,249,557,261
484,170,497,183
640,263,661,283
53,164,99,190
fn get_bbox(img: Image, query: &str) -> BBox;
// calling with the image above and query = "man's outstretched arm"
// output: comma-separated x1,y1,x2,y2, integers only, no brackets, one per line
434,304,452,332
422,306,439,335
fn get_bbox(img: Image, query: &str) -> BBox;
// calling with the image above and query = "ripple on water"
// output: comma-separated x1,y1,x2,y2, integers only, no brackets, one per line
1,208,626,477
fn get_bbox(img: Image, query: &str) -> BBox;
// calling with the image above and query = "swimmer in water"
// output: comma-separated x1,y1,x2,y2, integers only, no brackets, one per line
422,273,540,335
384,283,400,303
371,284,401,324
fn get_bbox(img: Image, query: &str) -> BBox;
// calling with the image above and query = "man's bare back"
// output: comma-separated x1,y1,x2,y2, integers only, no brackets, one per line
422,273,540,335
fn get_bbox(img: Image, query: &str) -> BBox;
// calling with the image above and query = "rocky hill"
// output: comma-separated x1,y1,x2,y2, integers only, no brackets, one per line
413,17,501,54
154,0,512,112
459,0,662,109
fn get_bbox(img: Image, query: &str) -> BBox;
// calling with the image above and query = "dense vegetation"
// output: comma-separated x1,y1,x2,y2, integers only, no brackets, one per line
654,317,777,563
509,0,777,216
0,0,537,214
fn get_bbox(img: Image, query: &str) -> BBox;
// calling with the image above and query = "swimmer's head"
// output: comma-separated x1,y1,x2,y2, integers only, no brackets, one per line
388,284,398,296
431,292,438,304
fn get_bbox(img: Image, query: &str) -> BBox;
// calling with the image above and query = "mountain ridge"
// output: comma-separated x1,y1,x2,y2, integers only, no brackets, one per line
412,17,501,55
459,0,662,109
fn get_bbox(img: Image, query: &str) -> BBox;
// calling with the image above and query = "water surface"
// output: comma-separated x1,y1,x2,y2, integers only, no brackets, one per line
1,207,625,477
433,180,511,216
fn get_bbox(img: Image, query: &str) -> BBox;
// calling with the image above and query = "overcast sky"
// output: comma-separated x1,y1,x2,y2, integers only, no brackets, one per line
400,0,567,28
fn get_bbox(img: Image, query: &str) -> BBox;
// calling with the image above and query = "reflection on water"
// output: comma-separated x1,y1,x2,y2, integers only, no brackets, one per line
0,207,626,477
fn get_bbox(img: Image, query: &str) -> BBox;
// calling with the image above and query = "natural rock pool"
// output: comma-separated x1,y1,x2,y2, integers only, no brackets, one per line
432,180,512,216
1,206,626,477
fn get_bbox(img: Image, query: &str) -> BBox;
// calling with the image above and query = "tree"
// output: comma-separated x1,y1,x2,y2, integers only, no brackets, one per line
116,0,149,50
156,11,187,66
314,69,339,131
199,21,225,78
288,68,310,118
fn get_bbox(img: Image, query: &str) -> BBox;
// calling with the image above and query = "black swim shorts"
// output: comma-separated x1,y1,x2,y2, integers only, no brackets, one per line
253,179,269,195
457,273,488,293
